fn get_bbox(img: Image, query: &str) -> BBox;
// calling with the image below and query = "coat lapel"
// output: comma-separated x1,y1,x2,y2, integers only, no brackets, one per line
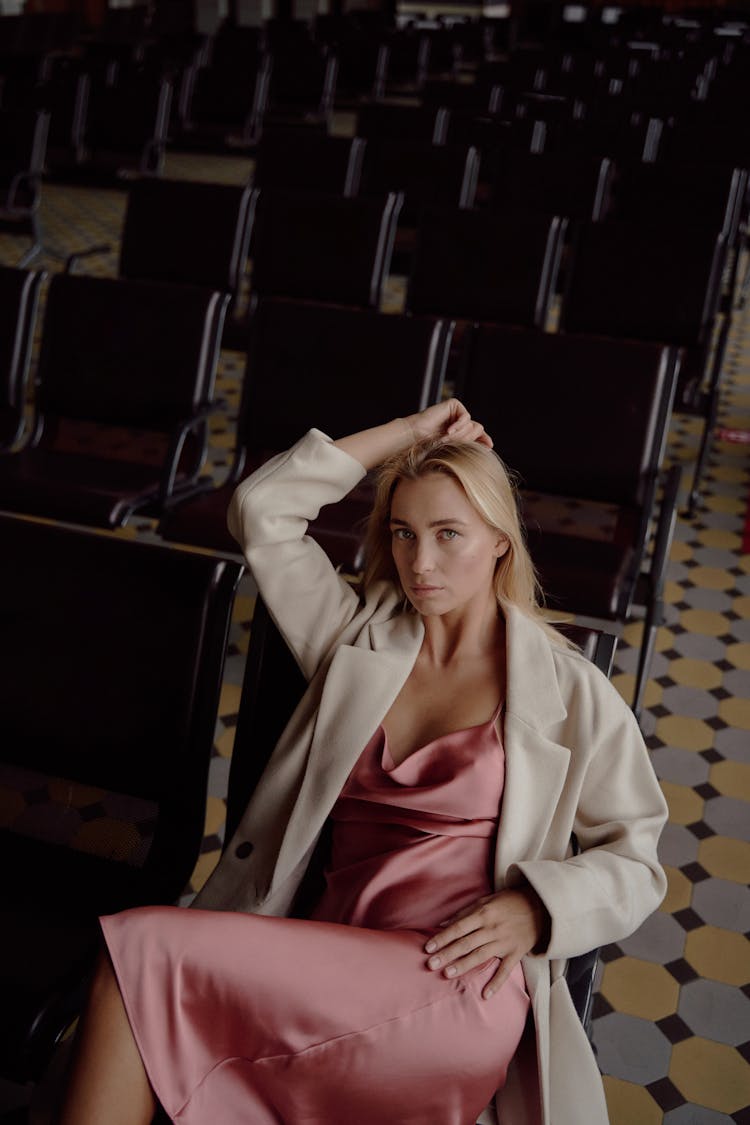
268,613,423,895
493,608,572,881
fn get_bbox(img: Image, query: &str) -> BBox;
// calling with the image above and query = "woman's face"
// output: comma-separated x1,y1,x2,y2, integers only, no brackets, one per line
389,472,508,617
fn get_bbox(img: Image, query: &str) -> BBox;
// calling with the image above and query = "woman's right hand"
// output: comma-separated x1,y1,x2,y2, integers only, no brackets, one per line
406,399,493,448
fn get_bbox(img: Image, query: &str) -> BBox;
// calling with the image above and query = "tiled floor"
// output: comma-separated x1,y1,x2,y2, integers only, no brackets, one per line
0,152,748,1123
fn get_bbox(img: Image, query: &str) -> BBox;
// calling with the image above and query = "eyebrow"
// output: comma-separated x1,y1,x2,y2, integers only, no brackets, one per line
389,517,469,528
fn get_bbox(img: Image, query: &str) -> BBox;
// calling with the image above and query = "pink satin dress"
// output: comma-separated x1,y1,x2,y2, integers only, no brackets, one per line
100,707,530,1125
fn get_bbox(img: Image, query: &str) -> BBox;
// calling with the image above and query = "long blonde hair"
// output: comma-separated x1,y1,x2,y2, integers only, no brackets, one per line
362,437,574,647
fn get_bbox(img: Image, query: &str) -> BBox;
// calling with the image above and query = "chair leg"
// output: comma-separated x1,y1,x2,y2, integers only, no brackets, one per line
685,383,721,519
632,596,661,724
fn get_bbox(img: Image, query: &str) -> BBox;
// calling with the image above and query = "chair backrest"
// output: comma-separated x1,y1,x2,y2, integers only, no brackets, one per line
251,190,403,308
86,72,172,154
266,45,337,114
253,131,365,197
0,514,242,917
559,219,727,348
361,140,480,222
237,296,451,464
611,160,748,245
490,151,616,223
461,325,676,508
119,178,257,297
407,208,565,329
356,101,449,143
0,266,45,450
35,274,227,432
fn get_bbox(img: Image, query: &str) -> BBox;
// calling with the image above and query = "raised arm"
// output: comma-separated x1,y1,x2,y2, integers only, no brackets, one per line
228,402,492,680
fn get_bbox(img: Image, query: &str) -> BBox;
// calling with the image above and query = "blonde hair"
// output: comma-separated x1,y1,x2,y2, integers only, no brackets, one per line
362,437,574,648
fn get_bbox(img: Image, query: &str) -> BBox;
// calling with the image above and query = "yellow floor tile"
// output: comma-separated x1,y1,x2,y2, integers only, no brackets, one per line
698,835,750,884
603,1077,663,1125
667,658,723,691
214,727,237,759
600,957,679,1020
655,717,714,753
709,759,750,800
718,697,750,731
725,641,750,670
670,1038,750,1115
689,566,736,591
218,682,242,717
669,540,695,562
684,926,750,986
189,849,221,894
203,795,227,837
696,526,743,549
678,608,734,637
660,866,693,913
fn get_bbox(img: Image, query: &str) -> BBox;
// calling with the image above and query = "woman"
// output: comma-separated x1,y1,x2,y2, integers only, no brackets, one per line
58,400,668,1125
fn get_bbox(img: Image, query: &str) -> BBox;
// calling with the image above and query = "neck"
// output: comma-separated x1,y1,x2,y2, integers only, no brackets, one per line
420,592,504,667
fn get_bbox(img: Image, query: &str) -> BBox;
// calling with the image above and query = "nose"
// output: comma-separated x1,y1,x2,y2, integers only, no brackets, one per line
412,537,436,576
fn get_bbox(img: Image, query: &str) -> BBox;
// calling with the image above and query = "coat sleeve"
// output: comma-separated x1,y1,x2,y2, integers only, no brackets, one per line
510,670,669,960
228,428,369,680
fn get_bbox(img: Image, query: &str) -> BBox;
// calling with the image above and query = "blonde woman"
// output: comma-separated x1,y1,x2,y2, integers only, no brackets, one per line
58,400,667,1125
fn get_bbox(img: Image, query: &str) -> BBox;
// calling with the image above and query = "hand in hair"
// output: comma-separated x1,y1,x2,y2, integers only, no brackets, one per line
407,399,493,448
422,885,550,1000
334,399,492,471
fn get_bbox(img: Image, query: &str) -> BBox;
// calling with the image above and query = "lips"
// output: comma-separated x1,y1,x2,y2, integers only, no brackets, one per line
411,585,442,595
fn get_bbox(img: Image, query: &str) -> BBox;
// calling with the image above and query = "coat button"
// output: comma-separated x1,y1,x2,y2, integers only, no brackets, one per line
235,841,254,859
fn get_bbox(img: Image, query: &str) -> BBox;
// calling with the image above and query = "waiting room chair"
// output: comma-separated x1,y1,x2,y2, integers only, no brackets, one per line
159,296,453,570
0,273,228,527
176,49,271,151
67,177,258,340
559,218,729,514
407,207,566,329
59,70,172,182
0,266,45,451
0,514,242,1088
356,101,449,144
460,326,680,720
252,131,366,197
490,151,616,223
250,189,403,309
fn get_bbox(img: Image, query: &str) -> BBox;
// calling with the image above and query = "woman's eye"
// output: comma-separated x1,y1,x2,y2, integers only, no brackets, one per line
438,529,459,540
392,528,414,540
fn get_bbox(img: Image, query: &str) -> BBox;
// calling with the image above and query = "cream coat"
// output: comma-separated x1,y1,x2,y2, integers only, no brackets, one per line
195,429,669,1125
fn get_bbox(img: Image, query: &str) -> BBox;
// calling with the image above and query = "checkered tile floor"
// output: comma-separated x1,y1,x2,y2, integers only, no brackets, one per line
0,150,748,1124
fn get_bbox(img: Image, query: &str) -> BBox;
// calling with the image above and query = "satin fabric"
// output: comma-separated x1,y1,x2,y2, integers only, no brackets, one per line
100,712,529,1125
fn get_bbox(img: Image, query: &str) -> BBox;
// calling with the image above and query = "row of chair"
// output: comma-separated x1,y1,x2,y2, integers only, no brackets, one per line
62,173,733,514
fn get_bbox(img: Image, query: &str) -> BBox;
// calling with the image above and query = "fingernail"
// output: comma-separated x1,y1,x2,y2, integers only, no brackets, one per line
484,987,494,999
425,940,436,953
428,956,441,968
445,966,457,977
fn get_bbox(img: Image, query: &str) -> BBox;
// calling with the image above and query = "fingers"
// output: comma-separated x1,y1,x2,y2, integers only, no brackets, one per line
483,953,521,1000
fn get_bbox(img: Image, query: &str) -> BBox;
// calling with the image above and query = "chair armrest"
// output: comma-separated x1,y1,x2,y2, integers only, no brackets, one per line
159,407,214,509
648,462,681,600
64,244,112,273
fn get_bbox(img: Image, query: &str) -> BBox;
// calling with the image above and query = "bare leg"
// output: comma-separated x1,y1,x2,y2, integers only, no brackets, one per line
55,949,158,1125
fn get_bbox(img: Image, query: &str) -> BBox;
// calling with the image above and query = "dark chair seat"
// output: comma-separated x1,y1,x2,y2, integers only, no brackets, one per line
0,444,183,526
525,529,637,619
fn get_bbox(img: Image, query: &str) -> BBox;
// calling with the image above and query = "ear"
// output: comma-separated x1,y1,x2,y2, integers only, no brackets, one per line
494,535,510,559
